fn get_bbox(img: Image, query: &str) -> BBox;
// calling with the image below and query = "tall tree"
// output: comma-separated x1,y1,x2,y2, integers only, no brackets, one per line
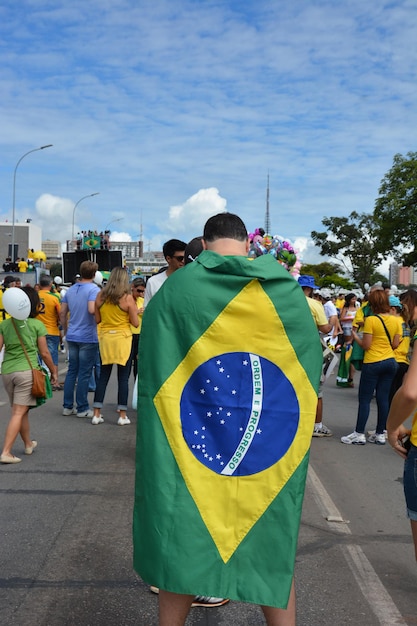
311,211,384,289
373,151,417,265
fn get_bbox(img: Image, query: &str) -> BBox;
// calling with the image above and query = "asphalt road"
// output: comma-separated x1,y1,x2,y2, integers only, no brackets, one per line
0,355,416,625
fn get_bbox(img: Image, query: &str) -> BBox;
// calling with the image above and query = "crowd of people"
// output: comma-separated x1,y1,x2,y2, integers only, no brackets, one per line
0,215,416,625
306,282,416,447
299,275,417,595
3,253,46,273
75,230,111,250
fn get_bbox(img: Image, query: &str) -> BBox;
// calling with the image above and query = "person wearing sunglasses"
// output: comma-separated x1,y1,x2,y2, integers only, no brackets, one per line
143,239,186,308
130,278,146,380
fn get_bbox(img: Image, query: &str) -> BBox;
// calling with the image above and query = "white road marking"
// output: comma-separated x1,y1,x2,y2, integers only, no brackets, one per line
307,465,406,626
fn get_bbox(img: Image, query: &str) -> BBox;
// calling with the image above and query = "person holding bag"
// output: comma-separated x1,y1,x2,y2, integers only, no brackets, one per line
0,286,58,464
341,289,402,446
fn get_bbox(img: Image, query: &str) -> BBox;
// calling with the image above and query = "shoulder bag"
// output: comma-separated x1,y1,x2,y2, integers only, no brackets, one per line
375,314,392,346
11,319,47,398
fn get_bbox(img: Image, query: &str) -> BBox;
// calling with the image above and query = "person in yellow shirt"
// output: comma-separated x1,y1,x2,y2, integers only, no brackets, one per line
335,292,346,313
129,278,145,380
388,295,410,402
17,258,28,273
387,348,417,561
342,289,402,445
0,276,17,372
91,267,138,425
0,276,17,321
36,276,62,389
298,275,333,438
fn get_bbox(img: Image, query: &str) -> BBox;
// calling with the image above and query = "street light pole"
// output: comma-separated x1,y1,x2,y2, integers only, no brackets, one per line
11,144,53,262
71,193,100,243
104,217,123,231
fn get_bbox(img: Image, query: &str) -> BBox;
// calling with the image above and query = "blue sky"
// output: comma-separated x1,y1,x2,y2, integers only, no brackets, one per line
0,0,416,265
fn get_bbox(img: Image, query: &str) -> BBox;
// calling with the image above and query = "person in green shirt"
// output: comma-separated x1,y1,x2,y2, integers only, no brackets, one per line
0,286,58,464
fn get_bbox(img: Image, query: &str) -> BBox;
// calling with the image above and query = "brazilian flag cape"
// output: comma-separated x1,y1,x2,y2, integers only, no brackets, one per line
133,251,322,608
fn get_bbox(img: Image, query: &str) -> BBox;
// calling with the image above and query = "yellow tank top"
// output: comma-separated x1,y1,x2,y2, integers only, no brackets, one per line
99,300,131,330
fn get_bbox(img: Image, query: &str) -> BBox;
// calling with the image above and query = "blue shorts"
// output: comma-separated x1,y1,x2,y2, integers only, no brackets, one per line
403,443,417,521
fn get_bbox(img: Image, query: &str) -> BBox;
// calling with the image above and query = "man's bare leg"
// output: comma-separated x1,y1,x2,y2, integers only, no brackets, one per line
261,579,296,626
315,398,322,424
159,590,194,626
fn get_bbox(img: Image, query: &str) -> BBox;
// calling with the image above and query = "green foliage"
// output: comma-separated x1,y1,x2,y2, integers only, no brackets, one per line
300,262,353,289
311,211,384,289
372,270,389,285
48,262,62,278
301,261,342,276
373,152,417,263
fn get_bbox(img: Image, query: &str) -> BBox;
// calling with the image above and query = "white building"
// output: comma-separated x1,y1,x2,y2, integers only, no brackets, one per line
0,221,42,262
42,240,62,259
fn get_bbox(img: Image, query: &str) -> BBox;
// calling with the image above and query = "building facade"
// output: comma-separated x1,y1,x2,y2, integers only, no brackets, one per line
0,221,42,263
389,261,417,287
42,240,62,260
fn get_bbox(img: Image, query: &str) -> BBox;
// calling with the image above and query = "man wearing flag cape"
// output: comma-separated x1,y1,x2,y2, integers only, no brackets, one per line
133,213,322,625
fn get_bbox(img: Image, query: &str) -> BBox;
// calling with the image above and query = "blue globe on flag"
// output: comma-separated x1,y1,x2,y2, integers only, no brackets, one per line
180,352,300,476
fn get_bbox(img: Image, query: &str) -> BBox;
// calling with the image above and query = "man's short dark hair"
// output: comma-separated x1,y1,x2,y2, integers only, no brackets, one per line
184,236,204,264
203,213,248,243
162,239,186,259
39,275,53,288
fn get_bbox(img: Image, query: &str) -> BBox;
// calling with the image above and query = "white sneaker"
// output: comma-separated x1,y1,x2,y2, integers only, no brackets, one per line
77,409,94,418
367,429,387,437
341,431,366,445
313,424,333,437
117,416,131,425
367,432,386,444
62,407,77,416
91,415,104,425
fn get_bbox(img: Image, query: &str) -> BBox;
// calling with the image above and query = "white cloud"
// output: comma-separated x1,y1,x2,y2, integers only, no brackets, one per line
35,194,74,243
110,231,132,242
166,188,227,238
34,193,104,244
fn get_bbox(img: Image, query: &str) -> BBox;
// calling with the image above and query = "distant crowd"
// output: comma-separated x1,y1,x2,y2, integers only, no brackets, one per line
2,255,46,273
75,230,111,250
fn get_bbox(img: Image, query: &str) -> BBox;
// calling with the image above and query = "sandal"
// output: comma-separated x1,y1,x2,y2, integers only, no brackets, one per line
0,454,22,464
